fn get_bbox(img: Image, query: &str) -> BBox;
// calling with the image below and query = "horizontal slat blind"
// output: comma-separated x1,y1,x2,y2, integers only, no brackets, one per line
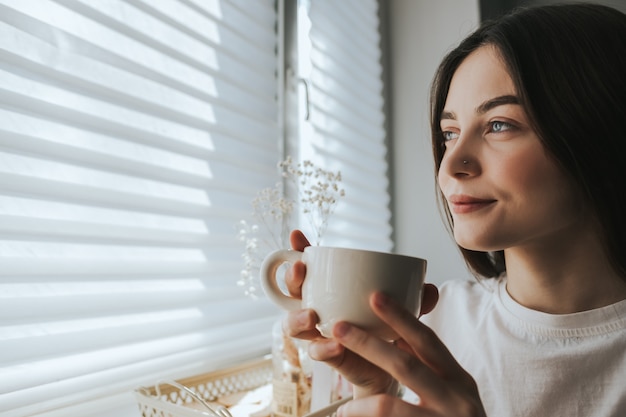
303,0,392,251
0,0,281,416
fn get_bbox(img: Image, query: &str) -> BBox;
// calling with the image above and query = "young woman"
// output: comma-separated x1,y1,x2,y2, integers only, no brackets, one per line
283,3,626,416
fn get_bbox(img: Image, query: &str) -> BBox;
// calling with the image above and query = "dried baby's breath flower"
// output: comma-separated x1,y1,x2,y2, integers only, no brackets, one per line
279,156,345,246
237,156,345,297
236,182,292,298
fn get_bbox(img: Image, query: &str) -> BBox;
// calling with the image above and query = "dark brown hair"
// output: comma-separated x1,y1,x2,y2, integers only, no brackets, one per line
430,3,626,279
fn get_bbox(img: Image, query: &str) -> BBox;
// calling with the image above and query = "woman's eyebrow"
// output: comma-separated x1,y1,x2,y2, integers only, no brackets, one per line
441,110,456,121
476,94,520,114
440,95,520,122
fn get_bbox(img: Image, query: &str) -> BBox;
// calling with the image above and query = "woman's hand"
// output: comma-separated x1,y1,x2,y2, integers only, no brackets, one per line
282,230,443,398
332,291,486,417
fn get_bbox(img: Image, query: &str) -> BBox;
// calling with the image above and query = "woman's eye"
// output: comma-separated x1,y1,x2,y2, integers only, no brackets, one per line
489,120,513,133
442,131,459,142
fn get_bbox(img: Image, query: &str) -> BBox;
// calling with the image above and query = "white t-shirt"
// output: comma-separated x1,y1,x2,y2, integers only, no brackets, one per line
419,278,626,417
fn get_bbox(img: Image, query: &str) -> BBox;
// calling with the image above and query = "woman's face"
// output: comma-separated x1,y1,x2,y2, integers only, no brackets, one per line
437,45,583,252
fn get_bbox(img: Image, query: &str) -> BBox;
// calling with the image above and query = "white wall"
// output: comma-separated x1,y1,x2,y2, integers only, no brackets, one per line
389,0,479,284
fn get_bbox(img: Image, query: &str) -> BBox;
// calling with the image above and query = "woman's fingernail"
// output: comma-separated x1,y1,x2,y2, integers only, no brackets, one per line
336,405,344,417
309,339,342,360
372,291,391,308
333,321,351,338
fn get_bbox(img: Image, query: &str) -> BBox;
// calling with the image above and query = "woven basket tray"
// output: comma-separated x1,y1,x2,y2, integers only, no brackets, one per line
134,356,348,417
135,356,272,417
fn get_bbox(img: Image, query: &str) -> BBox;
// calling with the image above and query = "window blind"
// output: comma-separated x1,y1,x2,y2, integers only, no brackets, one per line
0,1,282,416
297,0,393,251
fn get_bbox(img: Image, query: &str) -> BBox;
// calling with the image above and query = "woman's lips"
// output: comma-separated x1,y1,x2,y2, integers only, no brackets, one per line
447,194,497,214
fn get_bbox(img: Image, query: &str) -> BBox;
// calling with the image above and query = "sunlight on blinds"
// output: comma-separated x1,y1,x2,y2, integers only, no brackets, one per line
296,0,392,250
0,0,281,416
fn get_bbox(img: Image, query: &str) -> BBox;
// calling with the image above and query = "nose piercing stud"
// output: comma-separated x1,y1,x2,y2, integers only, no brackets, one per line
463,160,468,164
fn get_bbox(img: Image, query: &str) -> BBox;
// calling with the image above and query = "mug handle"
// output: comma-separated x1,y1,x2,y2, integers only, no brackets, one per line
260,248,303,311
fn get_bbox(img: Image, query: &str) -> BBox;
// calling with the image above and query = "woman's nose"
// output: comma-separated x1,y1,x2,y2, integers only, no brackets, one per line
439,137,479,179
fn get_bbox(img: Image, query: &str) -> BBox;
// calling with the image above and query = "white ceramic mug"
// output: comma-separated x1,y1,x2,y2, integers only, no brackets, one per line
260,246,427,341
